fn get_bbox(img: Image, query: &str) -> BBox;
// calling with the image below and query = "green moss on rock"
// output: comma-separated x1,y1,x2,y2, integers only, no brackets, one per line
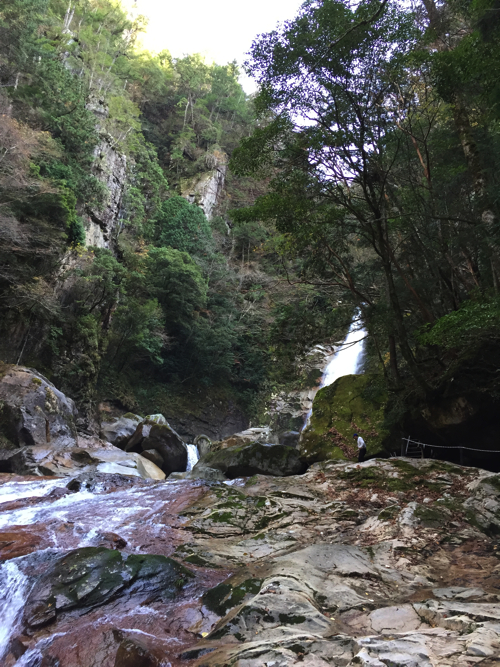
299,374,389,463
199,442,307,478
202,578,263,616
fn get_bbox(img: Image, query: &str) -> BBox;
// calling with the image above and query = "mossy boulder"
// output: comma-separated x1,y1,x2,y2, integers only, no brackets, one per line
0,363,77,452
299,373,389,464
24,547,193,628
195,442,307,479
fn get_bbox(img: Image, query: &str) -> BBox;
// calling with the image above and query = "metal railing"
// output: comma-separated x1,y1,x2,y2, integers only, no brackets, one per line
401,436,500,463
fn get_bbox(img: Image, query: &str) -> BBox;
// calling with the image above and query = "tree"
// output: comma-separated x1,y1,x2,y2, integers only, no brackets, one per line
234,0,500,396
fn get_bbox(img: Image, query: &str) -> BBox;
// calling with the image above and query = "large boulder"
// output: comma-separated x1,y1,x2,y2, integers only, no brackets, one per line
141,423,187,475
0,363,77,453
194,442,307,479
124,415,168,453
299,373,390,464
0,445,165,480
213,427,278,451
24,547,193,628
100,413,142,448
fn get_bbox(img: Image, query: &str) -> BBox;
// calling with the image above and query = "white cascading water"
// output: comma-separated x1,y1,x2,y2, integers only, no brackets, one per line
185,444,200,472
0,560,31,659
302,314,367,430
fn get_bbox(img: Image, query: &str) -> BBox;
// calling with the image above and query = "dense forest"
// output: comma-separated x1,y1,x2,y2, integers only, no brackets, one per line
232,0,500,450
1,0,500,449
0,0,332,434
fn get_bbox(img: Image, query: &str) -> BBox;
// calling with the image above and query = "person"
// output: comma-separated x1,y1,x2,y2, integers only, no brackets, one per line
353,433,366,463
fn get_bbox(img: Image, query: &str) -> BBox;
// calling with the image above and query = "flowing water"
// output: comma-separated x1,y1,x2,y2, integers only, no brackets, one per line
0,561,31,659
0,327,364,664
302,314,367,429
185,444,199,472
0,473,226,666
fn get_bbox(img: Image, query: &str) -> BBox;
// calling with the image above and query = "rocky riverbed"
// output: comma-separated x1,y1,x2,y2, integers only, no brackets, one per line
1,457,500,666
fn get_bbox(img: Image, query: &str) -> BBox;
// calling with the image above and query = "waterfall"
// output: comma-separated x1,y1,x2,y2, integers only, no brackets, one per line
185,444,200,472
0,561,31,659
302,314,366,430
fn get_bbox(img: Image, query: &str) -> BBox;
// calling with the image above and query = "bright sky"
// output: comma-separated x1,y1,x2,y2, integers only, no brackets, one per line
128,0,305,93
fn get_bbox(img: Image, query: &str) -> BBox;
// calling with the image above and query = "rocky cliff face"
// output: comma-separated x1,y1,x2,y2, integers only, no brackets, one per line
181,151,227,220
82,133,127,249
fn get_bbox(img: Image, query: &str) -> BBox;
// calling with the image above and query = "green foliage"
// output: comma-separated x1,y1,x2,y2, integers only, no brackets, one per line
153,196,212,255
68,216,86,247
420,296,500,350
146,246,207,329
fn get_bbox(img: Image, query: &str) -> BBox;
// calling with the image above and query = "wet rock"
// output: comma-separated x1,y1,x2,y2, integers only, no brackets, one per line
279,430,301,448
92,531,127,550
0,364,77,454
0,525,50,560
66,471,146,493
8,636,28,659
100,414,142,449
140,423,187,475
114,636,162,667
143,414,167,425
5,455,500,667
24,547,193,628
198,442,307,478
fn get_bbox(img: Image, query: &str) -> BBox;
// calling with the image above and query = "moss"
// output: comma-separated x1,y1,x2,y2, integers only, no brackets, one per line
482,475,500,492
278,613,307,625
299,374,390,464
122,412,142,420
31,377,43,387
414,504,445,527
339,458,453,494
245,475,259,486
184,554,220,568
289,644,306,655
251,533,266,540
378,505,400,521
211,511,234,523
202,578,263,616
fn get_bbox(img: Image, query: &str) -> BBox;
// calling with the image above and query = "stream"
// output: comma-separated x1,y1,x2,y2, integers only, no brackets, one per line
0,319,369,665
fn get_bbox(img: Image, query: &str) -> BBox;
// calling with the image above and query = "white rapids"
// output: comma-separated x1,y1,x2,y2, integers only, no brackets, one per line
185,444,200,472
302,314,367,430
0,560,31,659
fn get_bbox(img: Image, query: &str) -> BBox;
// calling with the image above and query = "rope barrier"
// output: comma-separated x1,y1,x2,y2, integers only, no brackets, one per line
402,437,500,454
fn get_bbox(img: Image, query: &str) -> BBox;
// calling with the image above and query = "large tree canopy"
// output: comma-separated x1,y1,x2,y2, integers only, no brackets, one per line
232,0,500,402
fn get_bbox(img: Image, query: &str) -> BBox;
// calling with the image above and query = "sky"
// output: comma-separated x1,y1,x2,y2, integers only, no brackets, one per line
127,0,304,92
